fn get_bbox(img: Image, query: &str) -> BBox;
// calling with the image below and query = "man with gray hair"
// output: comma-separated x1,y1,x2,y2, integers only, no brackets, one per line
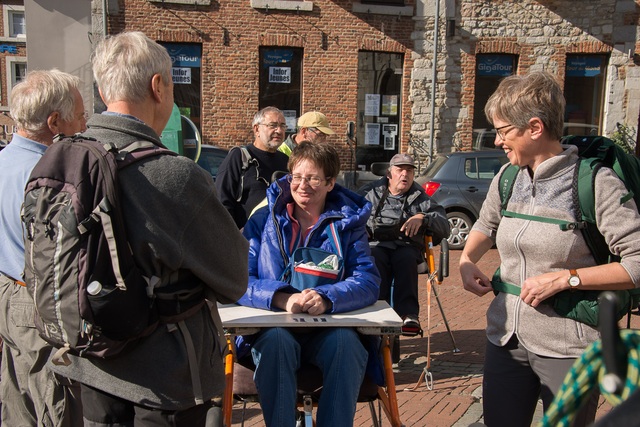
0,69,86,426
358,153,449,343
47,31,248,426
215,106,289,228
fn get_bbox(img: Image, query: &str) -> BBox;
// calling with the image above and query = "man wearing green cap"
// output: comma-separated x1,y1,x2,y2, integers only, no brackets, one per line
278,111,335,156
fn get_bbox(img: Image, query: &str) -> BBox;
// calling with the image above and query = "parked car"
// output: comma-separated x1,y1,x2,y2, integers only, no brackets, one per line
196,144,228,181
416,150,508,249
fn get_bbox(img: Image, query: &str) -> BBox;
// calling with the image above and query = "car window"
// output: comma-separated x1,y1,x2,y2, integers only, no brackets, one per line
464,156,507,180
420,156,448,179
197,149,227,179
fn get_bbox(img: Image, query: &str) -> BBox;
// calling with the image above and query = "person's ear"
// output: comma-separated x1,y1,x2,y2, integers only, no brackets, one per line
327,177,336,191
528,117,544,140
47,111,61,135
151,73,165,103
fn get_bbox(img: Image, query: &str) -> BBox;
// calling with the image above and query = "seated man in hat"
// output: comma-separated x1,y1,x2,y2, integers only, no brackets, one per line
358,153,449,337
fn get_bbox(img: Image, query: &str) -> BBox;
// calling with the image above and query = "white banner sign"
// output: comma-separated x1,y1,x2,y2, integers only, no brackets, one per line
269,67,291,83
172,67,192,84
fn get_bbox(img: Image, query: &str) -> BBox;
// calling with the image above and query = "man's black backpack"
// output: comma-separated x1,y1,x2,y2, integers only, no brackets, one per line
22,135,176,363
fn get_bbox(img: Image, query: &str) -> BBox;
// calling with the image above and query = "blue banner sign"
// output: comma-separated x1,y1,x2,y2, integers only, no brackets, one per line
262,49,294,68
477,55,515,77
161,43,201,68
566,56,603,77
0,45,17,54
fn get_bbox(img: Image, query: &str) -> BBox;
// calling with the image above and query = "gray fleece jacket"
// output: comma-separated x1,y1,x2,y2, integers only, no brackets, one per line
474,145,640,358
48,113,249,409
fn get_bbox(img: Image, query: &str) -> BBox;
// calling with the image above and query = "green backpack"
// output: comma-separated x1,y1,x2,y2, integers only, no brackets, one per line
493,135,640,327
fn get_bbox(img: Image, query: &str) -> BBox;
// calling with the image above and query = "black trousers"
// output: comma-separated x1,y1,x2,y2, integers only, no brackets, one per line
80,384,213,427
370,244,422,318
483,336,598,427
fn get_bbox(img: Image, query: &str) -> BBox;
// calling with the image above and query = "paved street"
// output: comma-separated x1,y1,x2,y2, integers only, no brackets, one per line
230,248,639,426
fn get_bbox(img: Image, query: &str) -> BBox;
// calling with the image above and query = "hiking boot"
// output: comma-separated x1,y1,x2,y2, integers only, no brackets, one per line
401,315,422,337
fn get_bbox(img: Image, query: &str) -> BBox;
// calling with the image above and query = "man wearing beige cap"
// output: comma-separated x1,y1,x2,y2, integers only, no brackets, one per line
278,111,335,156
358,153,449,355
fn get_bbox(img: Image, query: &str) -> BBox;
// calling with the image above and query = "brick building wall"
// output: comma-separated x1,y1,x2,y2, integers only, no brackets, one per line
110,0,416,168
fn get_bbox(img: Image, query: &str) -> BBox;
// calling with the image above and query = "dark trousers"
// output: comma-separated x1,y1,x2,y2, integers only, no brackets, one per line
483,336,598,427
81,384,213,427
370,244,422,318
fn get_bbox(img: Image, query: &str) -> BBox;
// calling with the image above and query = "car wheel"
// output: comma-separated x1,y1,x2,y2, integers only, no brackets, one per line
446,212,473,250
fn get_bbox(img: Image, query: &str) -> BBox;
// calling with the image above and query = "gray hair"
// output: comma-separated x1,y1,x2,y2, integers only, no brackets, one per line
10,69,81,134
92,31,172,104
485,71,565,140
252,106,284,127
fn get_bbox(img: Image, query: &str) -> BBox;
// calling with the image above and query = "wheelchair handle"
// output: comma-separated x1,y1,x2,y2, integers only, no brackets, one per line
438,239,449,282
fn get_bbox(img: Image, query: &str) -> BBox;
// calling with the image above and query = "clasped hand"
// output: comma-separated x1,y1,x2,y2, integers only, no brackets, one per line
284,289,330,315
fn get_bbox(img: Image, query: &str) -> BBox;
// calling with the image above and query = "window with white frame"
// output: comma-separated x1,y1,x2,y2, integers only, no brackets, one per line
6,56,27,99
3,5,25,38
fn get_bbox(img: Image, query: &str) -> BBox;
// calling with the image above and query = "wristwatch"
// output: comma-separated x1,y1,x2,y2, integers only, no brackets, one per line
568,269,581,292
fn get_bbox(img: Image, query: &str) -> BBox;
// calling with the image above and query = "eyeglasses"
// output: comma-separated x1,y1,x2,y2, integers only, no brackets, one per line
259,122,287,130
287,174,328,188
494,124,515,140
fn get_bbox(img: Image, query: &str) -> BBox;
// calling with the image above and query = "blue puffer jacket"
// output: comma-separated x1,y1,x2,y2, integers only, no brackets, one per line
235,177,384,384
238,176,380,313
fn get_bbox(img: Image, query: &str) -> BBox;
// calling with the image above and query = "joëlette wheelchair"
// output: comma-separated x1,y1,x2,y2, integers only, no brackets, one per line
219,302,404,427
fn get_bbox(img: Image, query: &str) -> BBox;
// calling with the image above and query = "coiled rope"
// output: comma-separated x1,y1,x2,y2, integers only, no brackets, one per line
539,329,640,427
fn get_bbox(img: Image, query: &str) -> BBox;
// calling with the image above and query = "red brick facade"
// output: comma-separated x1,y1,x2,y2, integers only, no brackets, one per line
112,0,416,167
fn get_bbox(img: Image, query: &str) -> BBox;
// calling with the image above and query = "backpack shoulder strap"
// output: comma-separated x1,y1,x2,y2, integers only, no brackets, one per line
232,145,254,172
230,146,258,202
499,164,519,211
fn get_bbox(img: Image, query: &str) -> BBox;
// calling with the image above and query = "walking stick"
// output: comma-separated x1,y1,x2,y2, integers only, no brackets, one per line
405,237,457,391
405,236,438,391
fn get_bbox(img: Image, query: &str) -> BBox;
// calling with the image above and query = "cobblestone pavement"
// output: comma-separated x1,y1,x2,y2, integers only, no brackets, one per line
229,248,639,426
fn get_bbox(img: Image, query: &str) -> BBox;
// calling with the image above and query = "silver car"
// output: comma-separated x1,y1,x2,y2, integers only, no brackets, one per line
416,151,508,249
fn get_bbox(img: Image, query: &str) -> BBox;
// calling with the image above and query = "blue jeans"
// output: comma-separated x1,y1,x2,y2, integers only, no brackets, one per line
251,327,368,427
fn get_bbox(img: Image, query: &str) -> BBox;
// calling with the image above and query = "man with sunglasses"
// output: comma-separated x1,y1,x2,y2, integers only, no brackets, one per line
277,111,335,157
216,106,290,228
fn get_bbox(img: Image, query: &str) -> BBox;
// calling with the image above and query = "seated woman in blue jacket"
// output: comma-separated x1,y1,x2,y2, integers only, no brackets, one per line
237,141,381,427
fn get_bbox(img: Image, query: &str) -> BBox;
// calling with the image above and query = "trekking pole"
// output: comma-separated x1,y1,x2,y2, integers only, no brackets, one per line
405,236,438,391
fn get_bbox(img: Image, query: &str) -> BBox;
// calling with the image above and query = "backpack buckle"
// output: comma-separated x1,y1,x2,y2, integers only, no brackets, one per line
560,221,587,231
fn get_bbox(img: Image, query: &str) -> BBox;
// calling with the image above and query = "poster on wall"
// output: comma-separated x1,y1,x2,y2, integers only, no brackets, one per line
365,123,380,146
283,110,297,132
382,124,398,150
365,94,380,116
381,95,398,116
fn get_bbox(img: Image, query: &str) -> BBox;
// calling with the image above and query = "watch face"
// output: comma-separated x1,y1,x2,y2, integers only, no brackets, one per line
569,276,580,287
